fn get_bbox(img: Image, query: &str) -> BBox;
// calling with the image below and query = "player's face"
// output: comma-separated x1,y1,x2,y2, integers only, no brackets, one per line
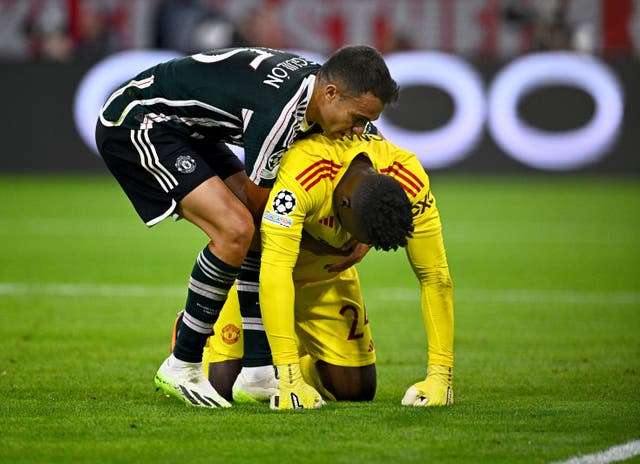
335,203,368,244
333,162,373,244
318,89,384,139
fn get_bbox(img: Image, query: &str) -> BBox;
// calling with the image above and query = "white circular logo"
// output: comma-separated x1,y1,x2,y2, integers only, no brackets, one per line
272,189,296,214
487,52,623,170
377,51,485,169
74,50,624,172
175,155,197,173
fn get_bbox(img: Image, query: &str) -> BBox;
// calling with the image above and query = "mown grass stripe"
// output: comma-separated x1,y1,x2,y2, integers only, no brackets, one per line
1,282,638,305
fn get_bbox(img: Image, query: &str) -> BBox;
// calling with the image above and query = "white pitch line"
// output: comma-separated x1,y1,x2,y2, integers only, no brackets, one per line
366,287,640,305
550,439,640,464
0,282,638,305
0,282,183,298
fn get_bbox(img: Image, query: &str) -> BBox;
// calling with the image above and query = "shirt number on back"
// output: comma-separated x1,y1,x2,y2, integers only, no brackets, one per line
192,48,274,70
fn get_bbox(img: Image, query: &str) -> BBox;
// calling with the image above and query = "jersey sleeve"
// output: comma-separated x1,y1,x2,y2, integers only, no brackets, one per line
243,75,317,188
259,153,318,365
399,153,455,368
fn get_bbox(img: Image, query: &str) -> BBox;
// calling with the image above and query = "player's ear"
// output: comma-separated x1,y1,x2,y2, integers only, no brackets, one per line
339,196,351,208
324,84,338,102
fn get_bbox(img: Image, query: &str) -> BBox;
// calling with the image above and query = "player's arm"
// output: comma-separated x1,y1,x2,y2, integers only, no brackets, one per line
259,170,324,410
243,75,317,189
398,156,455,407
300,230,349,256
323,239,371,272
259,194,302,367
299,231,371,273
222,171,271,222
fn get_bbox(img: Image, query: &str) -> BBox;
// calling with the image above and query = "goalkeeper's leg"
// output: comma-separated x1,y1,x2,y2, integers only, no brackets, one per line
300,354,375,401
204,277,277,403
294,265,377,402
204,282,245,401
233,251,278,402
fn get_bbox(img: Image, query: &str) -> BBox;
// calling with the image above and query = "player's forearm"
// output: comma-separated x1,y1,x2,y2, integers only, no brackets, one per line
259,262,300,365
419,273,454,367
406,206,454,367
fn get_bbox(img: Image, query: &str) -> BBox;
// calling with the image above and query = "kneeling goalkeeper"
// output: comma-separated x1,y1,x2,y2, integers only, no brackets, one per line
206,132,455,409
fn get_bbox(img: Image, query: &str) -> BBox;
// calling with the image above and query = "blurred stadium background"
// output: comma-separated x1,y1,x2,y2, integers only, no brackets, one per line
0,0,638,174
1,3,639,462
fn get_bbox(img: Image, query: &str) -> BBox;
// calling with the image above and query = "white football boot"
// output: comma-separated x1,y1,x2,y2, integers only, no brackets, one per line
155,354,231,408
232,365,279,403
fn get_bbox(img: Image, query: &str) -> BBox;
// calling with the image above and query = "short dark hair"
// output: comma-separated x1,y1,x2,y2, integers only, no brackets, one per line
318,45,399,105
351,174,414,251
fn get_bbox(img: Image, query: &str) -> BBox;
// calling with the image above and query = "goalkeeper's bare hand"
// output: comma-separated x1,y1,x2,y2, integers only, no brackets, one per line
270,363,325,410
324,239,371,273
401,365,453,407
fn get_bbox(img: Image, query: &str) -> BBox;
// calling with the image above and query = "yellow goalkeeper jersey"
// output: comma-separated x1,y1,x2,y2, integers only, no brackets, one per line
260,133,454,367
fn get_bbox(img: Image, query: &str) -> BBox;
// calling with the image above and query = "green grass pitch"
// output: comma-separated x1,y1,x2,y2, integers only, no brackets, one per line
0,174,638,463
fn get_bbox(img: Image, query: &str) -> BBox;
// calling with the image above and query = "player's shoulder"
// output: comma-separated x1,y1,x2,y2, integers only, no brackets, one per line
340,135,430,201
190,47,320,81
280,134,342,192
381,148,429,201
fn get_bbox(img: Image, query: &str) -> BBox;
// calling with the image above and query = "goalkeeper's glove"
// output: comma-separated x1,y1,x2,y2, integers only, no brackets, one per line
401,365,453,407
270,363,325,410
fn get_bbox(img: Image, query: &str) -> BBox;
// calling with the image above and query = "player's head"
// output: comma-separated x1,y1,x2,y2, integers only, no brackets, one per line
319,45,399,104
310,45,399,139
334,159,413,251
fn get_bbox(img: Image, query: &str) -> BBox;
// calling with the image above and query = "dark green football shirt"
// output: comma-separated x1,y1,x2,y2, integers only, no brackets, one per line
99,47,321,187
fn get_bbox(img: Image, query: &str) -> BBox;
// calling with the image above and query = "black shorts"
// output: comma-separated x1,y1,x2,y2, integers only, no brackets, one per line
95,121,244,226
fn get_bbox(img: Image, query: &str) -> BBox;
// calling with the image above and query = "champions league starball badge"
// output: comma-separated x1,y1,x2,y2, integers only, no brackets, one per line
272,189,296,214
175,155,197,173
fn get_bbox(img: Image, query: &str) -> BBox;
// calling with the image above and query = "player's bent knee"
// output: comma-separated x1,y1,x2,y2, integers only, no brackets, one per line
222,208,254,250
316,362,376,401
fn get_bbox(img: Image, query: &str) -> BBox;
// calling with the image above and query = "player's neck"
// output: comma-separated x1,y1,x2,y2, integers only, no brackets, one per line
334,155,376,202
305,87,320,125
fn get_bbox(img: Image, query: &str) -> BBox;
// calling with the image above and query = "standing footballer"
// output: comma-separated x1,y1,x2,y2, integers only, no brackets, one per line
95,45,399,408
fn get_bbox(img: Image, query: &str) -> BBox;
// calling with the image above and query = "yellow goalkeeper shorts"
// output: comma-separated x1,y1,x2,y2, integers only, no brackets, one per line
204,255,375,368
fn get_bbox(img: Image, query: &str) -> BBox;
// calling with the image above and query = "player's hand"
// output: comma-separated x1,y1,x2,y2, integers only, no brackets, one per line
401,365,453,407
324,239,371,273
270,363,325,410
300,230,350,256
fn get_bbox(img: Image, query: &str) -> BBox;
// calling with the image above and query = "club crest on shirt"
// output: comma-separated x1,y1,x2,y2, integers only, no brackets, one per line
175,155,196,173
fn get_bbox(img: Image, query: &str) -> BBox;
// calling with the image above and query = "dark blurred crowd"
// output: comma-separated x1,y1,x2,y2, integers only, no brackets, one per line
5,0,609,63
15,0,293,63
19,1,119,62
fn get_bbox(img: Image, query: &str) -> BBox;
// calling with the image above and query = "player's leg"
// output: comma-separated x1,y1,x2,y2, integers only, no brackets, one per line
311,359,376,401
294,261,377,401
157,160,254,407
205,282,278,403
203,283,244,401
191,153,275,402
96,122,250,408
232,249,279,402
219,171,276,401
170,284,244,402
170,150,271,401
166,149,274,403
155,176,251,408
